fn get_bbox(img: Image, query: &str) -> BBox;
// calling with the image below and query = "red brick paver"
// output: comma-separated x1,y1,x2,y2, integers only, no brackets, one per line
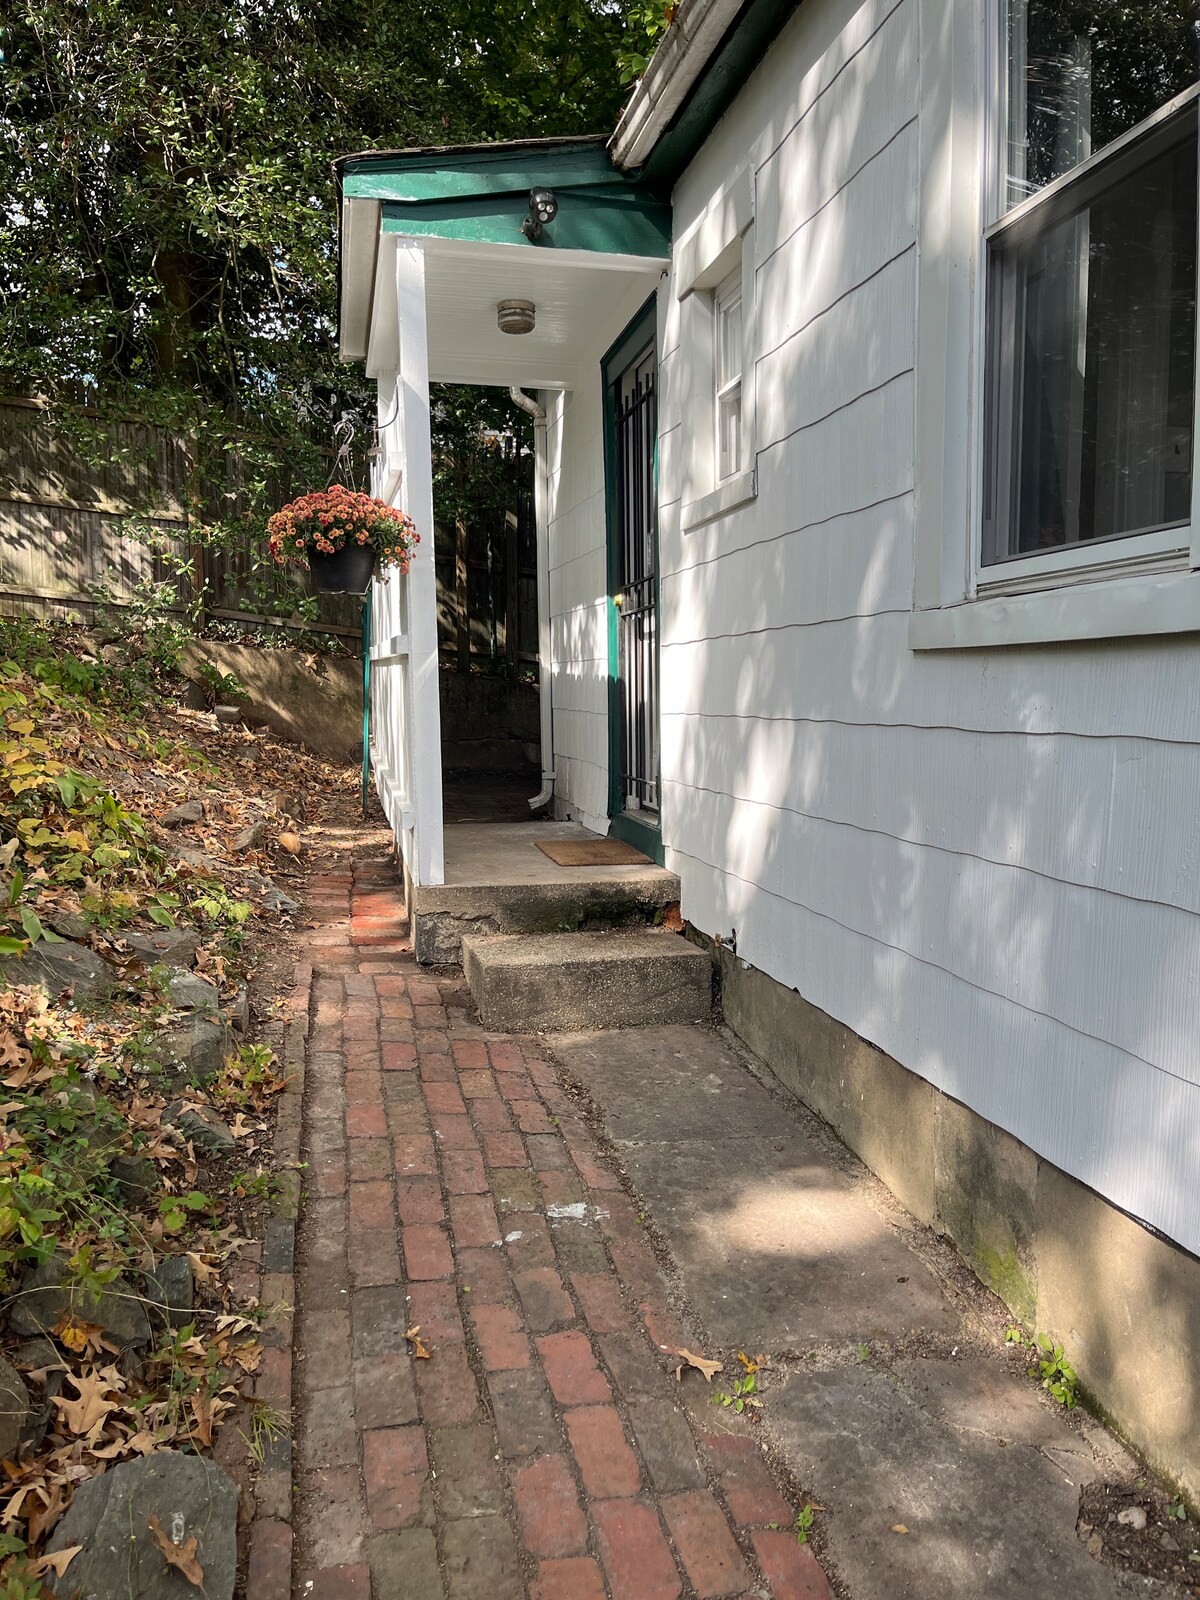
293,848,835,1599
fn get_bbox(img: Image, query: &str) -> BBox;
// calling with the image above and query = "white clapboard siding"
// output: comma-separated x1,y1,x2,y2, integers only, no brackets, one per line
661,495,915,625
539,0,1200,1251
673,844,1200,1254
661,611,1200,744
663,778,1200,1084
661,714,1200,916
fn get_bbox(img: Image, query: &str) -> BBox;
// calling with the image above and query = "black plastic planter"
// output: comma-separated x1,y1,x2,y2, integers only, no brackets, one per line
308,545,376,594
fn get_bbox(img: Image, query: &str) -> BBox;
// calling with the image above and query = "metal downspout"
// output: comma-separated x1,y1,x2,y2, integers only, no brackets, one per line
509,386,555,813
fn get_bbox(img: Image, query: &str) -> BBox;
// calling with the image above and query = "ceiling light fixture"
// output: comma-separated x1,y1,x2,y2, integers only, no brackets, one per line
521,187,558,242
497,299,536,335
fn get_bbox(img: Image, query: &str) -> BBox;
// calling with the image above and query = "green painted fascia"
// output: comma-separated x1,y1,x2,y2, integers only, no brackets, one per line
633,0,801,187
379,191,670,258
342,140,622,204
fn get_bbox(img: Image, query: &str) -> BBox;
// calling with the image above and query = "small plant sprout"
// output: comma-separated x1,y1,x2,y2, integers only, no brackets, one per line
795,1504,817,1544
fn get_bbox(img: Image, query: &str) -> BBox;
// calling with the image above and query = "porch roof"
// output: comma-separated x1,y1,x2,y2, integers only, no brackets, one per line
335,137,671,387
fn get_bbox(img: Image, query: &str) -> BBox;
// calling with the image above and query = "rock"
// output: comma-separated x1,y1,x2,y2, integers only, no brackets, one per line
239,871,298,915
15,1339,65,1453
45,1451,238,1600
9,1253,152,1347
0,939,115,1002
160,799,204,827
145,1256,194,1330
233,818,268,852
1161,1532,1180,1551
47,910,90,942
0,1356,30,1461
164,1100,236,1155
146,1015,230,1085
214,704,242,724
1086,1531,1104,1559
226,985,250,1032
179,678,208,711
165,968,220,1017
1117,1506,1148,1530
169,843,214,870
124,928,201,969
111,1153,160,1207
269,789,307,821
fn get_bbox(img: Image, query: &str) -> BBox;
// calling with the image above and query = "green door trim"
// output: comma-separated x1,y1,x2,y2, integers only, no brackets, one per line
601,294,664,867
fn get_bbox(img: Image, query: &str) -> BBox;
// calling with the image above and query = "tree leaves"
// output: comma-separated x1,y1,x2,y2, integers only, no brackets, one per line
147,1513,205,1590
671,1347,723,1383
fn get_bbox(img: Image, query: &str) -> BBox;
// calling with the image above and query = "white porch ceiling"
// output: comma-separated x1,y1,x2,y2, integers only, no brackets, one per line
360,232,666,390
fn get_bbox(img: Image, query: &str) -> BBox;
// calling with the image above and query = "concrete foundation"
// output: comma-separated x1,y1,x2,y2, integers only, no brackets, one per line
717,944,1200,1504
463,931,711,1032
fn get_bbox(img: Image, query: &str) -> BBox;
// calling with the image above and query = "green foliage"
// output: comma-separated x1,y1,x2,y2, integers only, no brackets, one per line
1007,1326,1078,1407
195,664,248,709
794,1504,816,1544
0,0,665,552
713,1371,757,1413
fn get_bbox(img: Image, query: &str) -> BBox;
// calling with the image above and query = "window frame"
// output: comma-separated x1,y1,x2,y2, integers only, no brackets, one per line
676,167,757,531
910,0,1200,650
714,268,744,483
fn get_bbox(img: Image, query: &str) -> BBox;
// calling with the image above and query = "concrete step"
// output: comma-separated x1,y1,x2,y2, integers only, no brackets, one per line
461,930,712,1032
412,826,681,963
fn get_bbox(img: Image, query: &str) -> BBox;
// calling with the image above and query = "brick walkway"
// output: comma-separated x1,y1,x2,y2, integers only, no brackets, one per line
292,846,833,1600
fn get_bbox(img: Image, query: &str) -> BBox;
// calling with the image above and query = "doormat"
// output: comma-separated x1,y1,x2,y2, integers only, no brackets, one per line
536,838,652,867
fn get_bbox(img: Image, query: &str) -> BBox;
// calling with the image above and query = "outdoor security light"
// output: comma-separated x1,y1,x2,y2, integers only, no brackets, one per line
521,187,558,241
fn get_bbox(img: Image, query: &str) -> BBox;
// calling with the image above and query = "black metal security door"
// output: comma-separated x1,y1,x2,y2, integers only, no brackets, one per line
613,341,659,834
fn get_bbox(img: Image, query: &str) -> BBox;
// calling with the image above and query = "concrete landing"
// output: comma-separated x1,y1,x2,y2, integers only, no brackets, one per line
412,822,680,963
463,930,711,1032
550,1023,1145,1600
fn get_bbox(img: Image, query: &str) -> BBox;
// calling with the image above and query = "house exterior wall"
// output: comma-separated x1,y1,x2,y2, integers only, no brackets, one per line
546,0,1200,1268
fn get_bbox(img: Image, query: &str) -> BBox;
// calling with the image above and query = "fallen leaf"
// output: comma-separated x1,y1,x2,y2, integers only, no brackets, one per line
147,1512,205,1589
52,1310,106,1358
53,1368,124,1439
671,1347,724,1383
405,1325,432,1360
28,1545,81,1578
892,1524,910,1535
738,1351,769,1374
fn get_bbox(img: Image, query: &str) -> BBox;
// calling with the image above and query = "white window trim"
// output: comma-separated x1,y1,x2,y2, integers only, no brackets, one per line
676,167,757,531
911,0,1200,650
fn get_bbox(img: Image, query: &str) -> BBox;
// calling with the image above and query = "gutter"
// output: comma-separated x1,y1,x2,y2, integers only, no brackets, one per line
508,387,556,813
610,0,750,172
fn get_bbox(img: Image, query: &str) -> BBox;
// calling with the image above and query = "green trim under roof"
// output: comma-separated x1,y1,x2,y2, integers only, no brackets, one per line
633,0,801,187
340,137,671,259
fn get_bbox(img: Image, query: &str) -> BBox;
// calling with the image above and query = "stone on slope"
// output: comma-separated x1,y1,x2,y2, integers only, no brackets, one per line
45,1451,238,1600
164,1100,235,1156
9,1253,152,1347
146,1015,230,1085
0,1356,30,1460
0,939,115,1002
145,1257,194,1330
160,799,204,827
165,968,220,1017
124,928,201,969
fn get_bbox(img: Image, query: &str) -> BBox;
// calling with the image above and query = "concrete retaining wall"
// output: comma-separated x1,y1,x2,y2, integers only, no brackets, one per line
716,945,1200,1507
180,641,362,763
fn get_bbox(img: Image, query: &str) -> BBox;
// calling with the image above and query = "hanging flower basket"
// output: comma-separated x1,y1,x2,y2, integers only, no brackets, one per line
267,485,419,596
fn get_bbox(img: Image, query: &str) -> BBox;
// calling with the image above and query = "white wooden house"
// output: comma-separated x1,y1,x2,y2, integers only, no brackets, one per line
336,0,1200,1497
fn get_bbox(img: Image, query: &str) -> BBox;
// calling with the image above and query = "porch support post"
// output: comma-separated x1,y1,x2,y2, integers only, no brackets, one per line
394,242,445,888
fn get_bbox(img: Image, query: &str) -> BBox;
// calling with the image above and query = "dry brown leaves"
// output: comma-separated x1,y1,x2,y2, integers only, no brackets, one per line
147,1513,205,1589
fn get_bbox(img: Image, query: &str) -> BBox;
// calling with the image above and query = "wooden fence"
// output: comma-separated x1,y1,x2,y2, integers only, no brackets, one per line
0,396,539,673
0,396,363,641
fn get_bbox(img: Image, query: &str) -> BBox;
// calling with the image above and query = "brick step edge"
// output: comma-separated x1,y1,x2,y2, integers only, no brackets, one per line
243,958,310,1599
